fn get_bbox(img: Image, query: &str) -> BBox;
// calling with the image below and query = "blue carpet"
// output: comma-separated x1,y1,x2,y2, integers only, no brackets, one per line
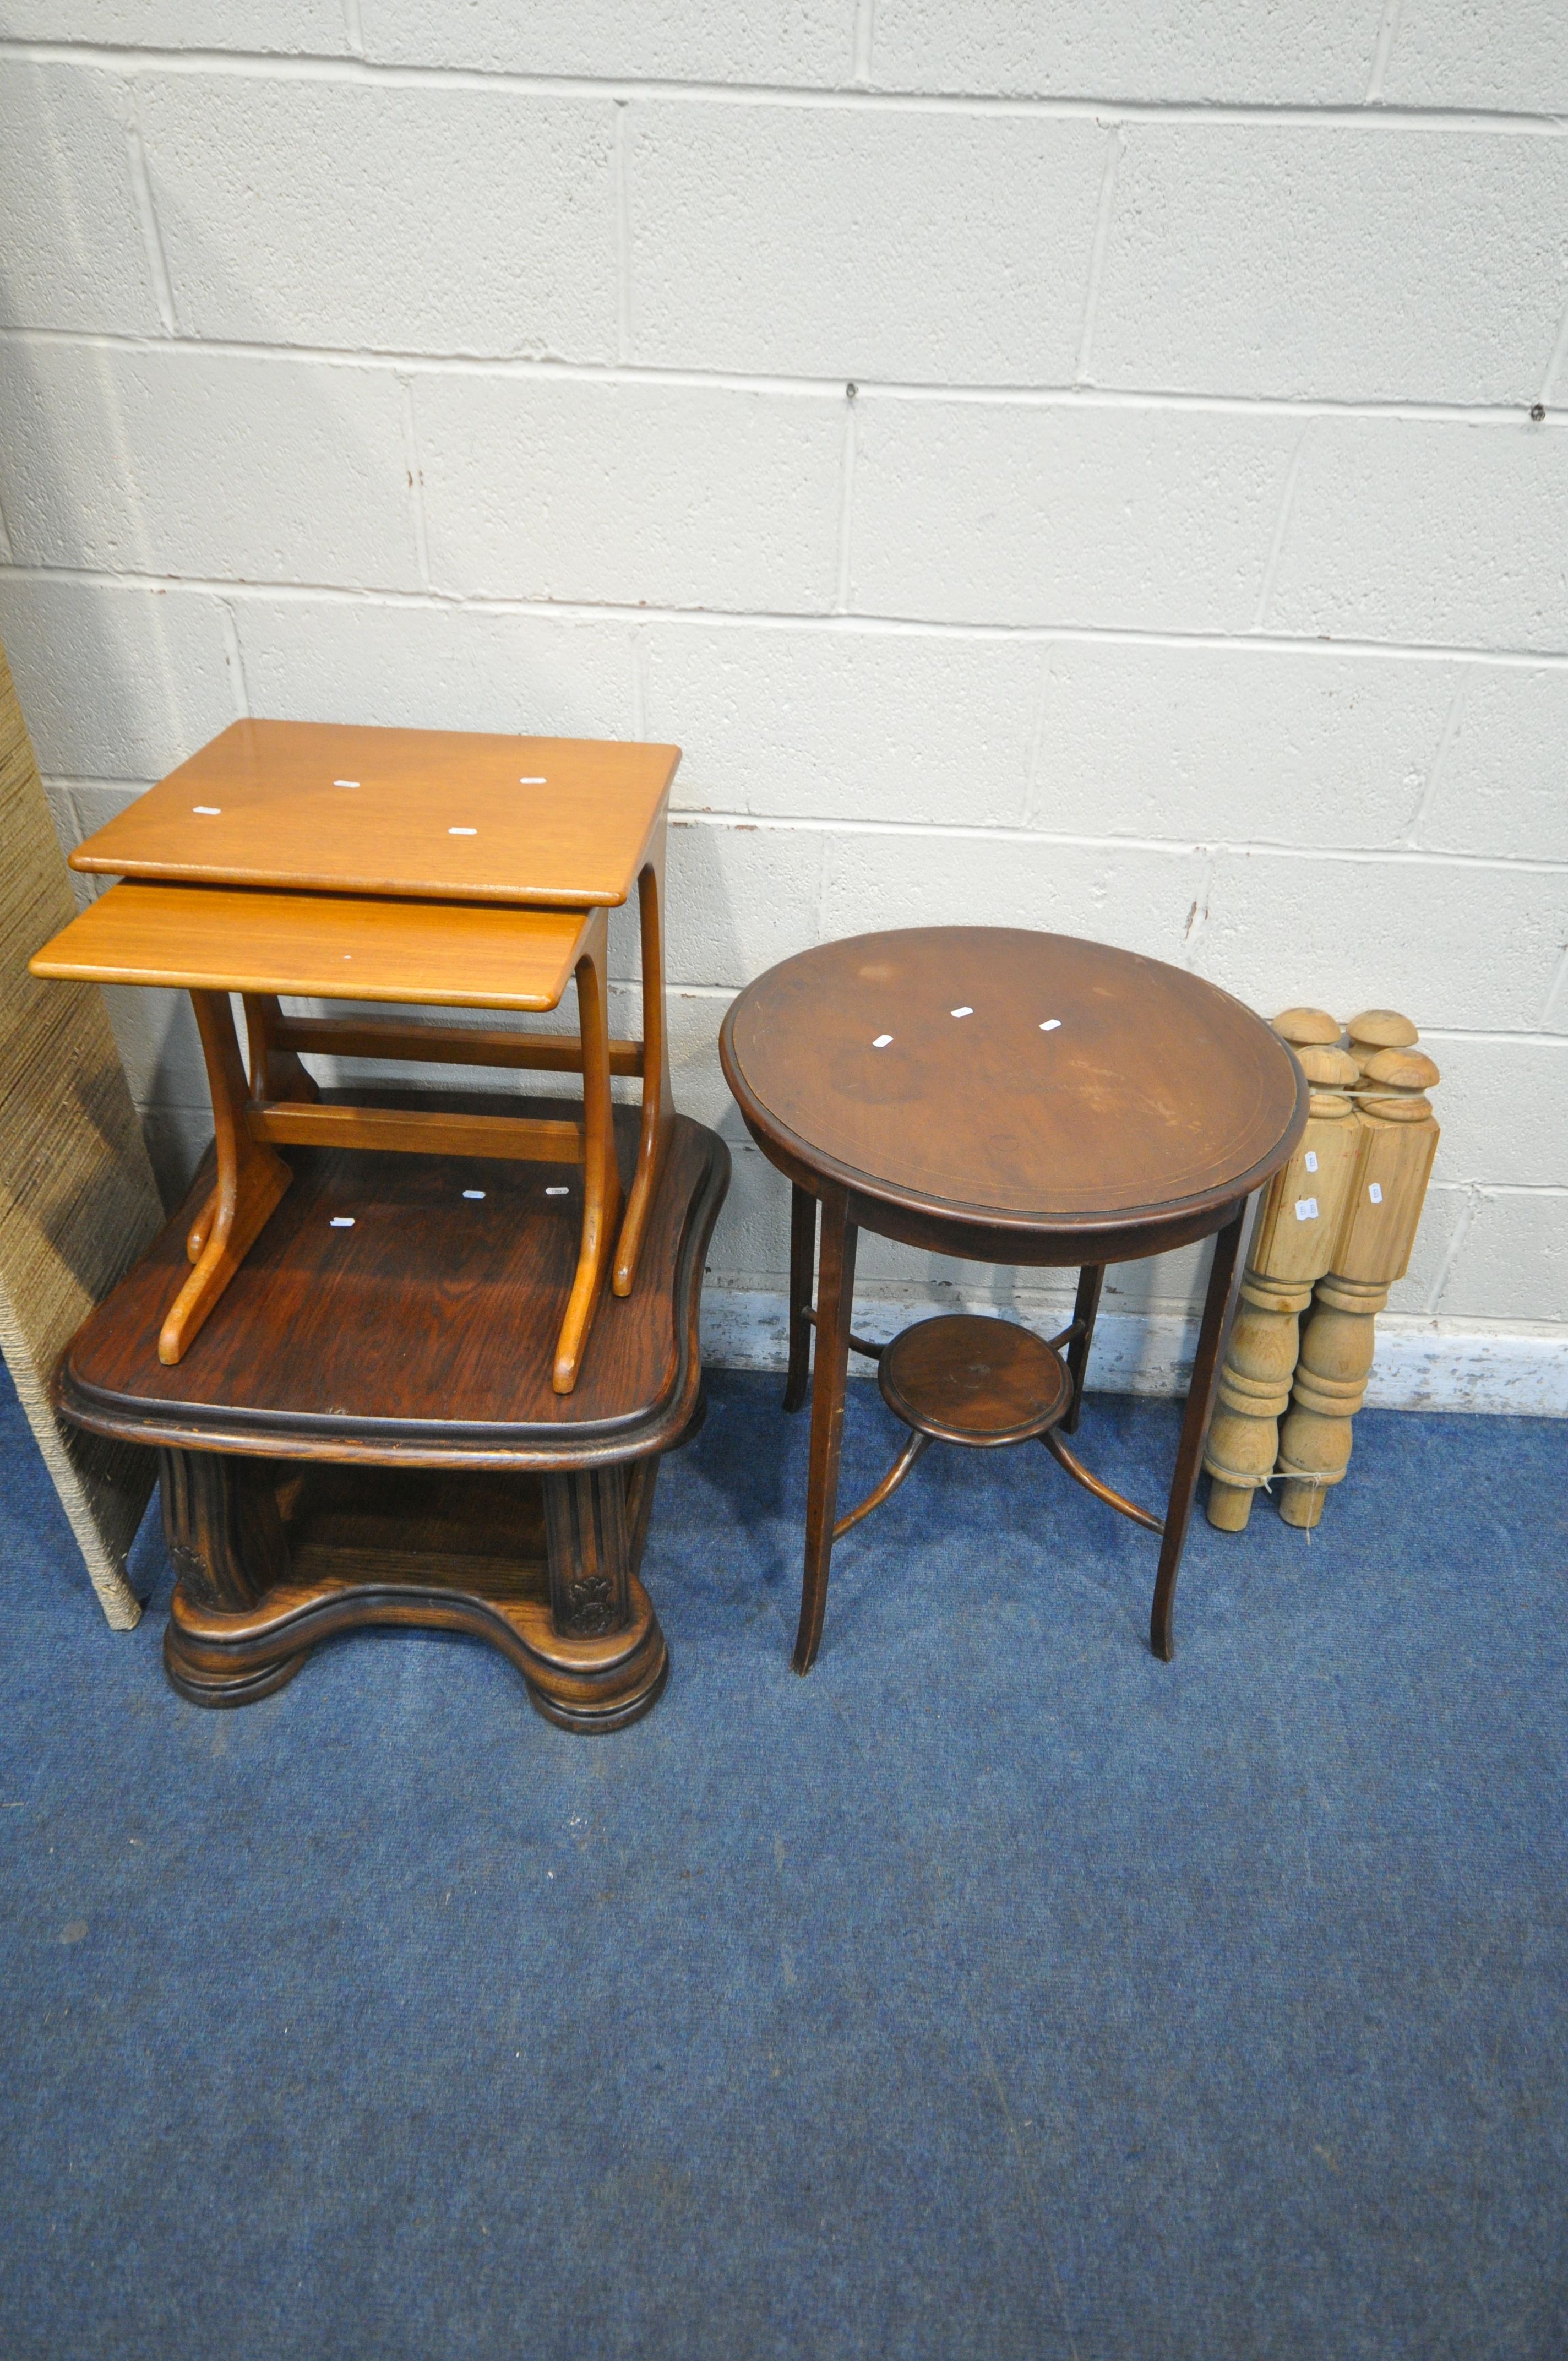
1,1351,1565,2360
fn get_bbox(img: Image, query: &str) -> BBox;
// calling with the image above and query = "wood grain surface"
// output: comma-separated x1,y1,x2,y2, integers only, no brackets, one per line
59,1098,729,1466
68,720,678,908
722,927,1303,1228
31,879,594,1012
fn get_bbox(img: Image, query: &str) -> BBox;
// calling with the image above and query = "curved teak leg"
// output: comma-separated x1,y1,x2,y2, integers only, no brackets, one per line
553,910,622,1394
794,1188,858,1674
612,848,674,1298
1148,1198,1251,1661
1062,1263,1104,1436
160,991,291,1366
188,993,319,1265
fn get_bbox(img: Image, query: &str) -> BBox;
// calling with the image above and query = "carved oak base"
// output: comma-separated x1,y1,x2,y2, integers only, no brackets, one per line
158,1447,670,1732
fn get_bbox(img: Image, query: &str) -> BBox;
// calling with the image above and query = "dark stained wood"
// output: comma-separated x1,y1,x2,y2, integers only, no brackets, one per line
722,927,1303,1237
783,1182,817,1413
878,1314,1070,1448
1062,1265,1105,1437
61,1101,727,1470
720,927,1306,1667
795,1189,857,1674
1149,1195,1253,1661
61,1111,727,1731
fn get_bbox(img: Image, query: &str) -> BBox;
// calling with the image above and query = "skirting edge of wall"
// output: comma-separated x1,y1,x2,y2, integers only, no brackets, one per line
699,1291,1568,1418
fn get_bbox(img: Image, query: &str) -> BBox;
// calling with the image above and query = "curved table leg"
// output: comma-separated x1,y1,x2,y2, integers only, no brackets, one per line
1062,1263,1104,1436
1149,1198,1251,1662
793,1188,857,1675
783,1183,818,1414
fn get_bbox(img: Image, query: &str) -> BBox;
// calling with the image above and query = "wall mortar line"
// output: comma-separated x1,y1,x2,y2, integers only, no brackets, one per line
396,375,432,590
833,397,859,613
613,101,631,363
4,42,1566,134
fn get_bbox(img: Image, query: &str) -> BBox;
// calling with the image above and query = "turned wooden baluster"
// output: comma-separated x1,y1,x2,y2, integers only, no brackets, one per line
1275,1010,1441,1528
1205,1007,1362,1531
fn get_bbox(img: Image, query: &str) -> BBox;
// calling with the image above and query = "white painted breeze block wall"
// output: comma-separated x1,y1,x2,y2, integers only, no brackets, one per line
0,4,1565,1410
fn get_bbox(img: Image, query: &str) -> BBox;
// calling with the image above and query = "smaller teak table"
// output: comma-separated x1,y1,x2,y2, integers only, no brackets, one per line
32,721,679,1393
55,1101,728,1730
720,927,1306,1671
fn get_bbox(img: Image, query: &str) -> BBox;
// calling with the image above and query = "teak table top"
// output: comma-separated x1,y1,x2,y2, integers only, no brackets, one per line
59,1101,729,1465
31,879,595,1012
721,927,1304,1238
68,719,680,909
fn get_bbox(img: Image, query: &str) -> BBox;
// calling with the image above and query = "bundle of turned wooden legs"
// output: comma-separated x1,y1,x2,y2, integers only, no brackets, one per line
1204,1005,1441,1533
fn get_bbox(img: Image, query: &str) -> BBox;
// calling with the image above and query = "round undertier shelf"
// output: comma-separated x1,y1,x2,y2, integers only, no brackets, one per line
878,1314,1071,1448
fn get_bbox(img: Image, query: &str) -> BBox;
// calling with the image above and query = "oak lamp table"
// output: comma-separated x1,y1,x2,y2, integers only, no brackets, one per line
718,928,1306,1671
34,721,680,1393
55,1100,729,1731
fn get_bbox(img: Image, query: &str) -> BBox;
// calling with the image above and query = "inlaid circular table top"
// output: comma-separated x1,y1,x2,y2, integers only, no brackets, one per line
720,927,1305,1238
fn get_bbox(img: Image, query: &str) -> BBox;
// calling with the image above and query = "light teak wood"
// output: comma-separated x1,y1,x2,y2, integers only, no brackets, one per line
31,886,623,1388
68,719,678,910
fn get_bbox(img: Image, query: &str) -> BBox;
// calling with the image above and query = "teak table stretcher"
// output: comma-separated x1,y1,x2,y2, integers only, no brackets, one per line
34,721,682,1393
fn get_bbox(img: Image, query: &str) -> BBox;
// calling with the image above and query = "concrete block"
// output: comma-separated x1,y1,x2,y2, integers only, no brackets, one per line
868,0,1380,102
0,578,236,779
235,597,636,739
1384,4,1568,115
850,398,1298,629
1268,419,1568,652
1418,668,1568,863
1422,1038,1568,1191
137,77,617,358
138,1105,212,1209
1385,1182,1467,1316
817,827,1207,960
1093,127,1568,404
358,0,853,84
0,2,346,47
643,623,1042,825
627,105,1104,384
417,376,841,611
1194,850,1568,1034
0,343,420,590
705,1139,792,1280
99,980,208,1111
0,64,160,335
1032,643,1456,847
663,819,825,988
1434,1189,1568,1321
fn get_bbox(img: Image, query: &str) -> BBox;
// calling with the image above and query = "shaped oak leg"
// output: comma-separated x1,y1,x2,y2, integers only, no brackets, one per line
553,910,622,1394
794,1188,858,1675
1149,1199,1250,1662
612,847,674,1298
783,1183,818,1414
535,1466,668,1731
160,1447,304,1705
160,991,292,1366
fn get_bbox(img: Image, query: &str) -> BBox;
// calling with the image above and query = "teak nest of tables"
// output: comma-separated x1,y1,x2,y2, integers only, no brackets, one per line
33,720,680,1394
33,720,729,1732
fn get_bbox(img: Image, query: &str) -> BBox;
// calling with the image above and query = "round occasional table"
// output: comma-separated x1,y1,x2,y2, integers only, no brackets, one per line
719,927,1306,1672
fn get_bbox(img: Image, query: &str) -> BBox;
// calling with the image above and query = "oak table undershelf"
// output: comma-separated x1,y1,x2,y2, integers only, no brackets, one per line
56,1100,730,1732
718,926,1306,1670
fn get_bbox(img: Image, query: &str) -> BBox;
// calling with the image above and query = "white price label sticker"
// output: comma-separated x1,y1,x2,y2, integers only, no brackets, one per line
872,1033,893,1048
1305,1151,1318,1173
1369,1182,1384,1204
1295,1197,1319,1222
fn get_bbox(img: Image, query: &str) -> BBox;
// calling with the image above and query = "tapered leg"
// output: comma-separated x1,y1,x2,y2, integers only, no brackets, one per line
553,909,622,1395
612,845,674,1298
794,1189,857,1675
1149,1199,1251,1662
783,1183,818,1413
1062,1263,1104,1436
